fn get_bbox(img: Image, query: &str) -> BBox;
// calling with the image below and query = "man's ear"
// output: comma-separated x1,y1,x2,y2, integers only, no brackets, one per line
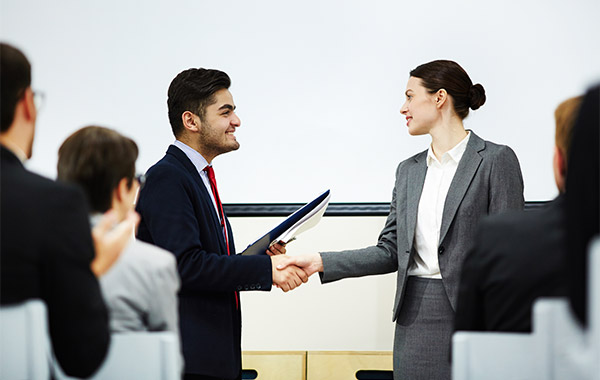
181,111,201,133
435,89,448,109
553,145,567,193
114,178,130,203
22,88,36,123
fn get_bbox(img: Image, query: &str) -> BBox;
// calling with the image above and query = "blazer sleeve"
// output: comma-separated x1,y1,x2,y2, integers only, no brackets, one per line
488,145,524,213
137,164,272,293
320,166,400,283
45,185,110,378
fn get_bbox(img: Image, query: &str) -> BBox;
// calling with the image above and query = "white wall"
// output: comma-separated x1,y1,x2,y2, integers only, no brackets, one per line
232,215,396,351
2,0,599,203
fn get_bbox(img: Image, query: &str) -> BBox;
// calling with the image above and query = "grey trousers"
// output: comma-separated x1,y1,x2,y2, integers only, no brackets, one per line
393,277,454,380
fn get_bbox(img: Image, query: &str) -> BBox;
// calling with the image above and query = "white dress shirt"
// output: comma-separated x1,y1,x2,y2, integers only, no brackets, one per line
408,132,471,278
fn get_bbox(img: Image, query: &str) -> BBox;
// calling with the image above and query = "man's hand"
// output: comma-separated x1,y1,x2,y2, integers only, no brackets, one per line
270,255,308,292
266,241,287,256
91,210,140,277
276,253,323,278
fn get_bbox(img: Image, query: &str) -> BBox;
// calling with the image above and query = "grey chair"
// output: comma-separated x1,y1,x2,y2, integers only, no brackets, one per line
452,236,600,380
54,332,181,380
0,299,51,380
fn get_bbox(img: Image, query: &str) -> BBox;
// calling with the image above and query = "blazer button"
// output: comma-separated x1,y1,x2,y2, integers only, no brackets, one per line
256,284,262,290
250,284,256,290
236,285,242,291
438,246,445,255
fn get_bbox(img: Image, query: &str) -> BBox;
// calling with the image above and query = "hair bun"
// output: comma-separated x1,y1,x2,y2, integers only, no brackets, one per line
469,83,486,110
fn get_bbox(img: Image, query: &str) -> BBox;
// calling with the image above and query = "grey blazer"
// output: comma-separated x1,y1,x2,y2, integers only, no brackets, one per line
320,131,524,321
99,238,180,334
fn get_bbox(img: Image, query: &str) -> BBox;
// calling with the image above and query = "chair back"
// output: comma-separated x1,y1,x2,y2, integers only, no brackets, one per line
0,299,50,380
54,332,180,380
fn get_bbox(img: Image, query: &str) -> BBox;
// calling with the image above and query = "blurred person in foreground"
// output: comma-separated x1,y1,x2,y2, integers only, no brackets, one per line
0,42,136,377
57,126,180,337
454,95,583,333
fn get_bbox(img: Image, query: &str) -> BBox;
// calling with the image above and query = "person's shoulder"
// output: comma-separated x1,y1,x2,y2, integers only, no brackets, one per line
479,199,561,242
396,148,427,172
127,239,177,269
144,150,192,183
9,166,87,208
476,135,517,159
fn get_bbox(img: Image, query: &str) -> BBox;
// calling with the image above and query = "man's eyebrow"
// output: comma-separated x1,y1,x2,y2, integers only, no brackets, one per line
218,104,236,111
405,90,413,96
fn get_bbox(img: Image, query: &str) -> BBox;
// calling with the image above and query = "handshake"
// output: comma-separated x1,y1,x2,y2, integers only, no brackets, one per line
266,242,323,292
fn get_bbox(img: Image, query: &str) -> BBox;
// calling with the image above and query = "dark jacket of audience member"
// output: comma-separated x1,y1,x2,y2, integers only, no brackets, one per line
566,85,600,326
454,95,583,332
0,42,110,377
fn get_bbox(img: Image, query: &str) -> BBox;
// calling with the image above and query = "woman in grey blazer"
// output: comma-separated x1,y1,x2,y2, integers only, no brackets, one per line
281,60,524,379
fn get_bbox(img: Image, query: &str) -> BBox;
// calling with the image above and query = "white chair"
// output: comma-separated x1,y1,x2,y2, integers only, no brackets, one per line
54,331,181,380
452,236,600,380
0,299,51,380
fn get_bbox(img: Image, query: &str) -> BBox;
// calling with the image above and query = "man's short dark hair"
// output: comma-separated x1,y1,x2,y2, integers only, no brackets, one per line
1,43,32,132
167,68,231,138
57,126,138,213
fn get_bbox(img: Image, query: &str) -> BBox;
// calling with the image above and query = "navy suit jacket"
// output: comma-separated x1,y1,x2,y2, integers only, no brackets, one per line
136,145,272,378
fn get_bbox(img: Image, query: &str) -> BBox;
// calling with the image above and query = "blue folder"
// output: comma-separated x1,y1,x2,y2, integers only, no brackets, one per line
240,190,330,256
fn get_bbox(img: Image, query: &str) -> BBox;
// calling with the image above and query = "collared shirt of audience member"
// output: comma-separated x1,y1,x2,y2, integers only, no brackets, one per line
280,60,525,380
135,68,306,380
454,95,583,333
57,126,180,338
0,42,137,377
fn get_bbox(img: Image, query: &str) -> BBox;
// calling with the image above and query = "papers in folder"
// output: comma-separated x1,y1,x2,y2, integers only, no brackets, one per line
240,190,331,256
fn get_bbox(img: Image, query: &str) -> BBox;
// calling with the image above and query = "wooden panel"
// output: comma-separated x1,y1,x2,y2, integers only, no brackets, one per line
307,351,393,380
242,351,306,380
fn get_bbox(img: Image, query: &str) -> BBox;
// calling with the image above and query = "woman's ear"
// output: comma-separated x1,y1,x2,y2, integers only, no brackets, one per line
435,89,448,108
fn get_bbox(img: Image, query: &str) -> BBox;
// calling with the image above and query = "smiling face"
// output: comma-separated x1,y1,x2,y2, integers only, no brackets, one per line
400,76,439,136
196,88,241,162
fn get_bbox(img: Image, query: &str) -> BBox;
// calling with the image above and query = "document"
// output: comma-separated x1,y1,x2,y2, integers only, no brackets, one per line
240,190,331,256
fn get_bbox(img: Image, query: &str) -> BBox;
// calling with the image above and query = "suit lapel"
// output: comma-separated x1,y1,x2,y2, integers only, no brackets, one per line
438,132,485,244
406,151,428,248
167,146,228,254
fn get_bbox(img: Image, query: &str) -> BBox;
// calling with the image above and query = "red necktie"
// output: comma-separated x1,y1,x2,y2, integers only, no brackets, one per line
204,165,239,309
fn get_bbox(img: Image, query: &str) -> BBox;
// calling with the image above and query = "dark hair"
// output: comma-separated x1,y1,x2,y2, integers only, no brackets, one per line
167,68,231,138
410,60,486,120
57,126,138,213
1,43,32,132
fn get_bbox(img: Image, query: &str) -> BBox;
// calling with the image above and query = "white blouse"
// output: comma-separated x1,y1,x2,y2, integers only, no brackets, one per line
408,132,471,278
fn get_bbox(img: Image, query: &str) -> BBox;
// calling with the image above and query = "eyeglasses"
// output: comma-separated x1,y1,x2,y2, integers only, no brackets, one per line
135,173,146,190
33,91,45,112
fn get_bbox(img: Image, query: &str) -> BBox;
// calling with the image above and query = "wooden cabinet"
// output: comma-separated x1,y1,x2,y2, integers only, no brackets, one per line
242,351,392,380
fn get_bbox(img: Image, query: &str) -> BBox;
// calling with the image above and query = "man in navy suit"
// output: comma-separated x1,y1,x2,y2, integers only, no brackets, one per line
136,68,307,380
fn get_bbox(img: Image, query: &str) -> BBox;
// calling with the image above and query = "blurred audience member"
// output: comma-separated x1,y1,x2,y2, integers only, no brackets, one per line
454,94,582,332
0,42,133,377
565,84,599,326
57,126,180,336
